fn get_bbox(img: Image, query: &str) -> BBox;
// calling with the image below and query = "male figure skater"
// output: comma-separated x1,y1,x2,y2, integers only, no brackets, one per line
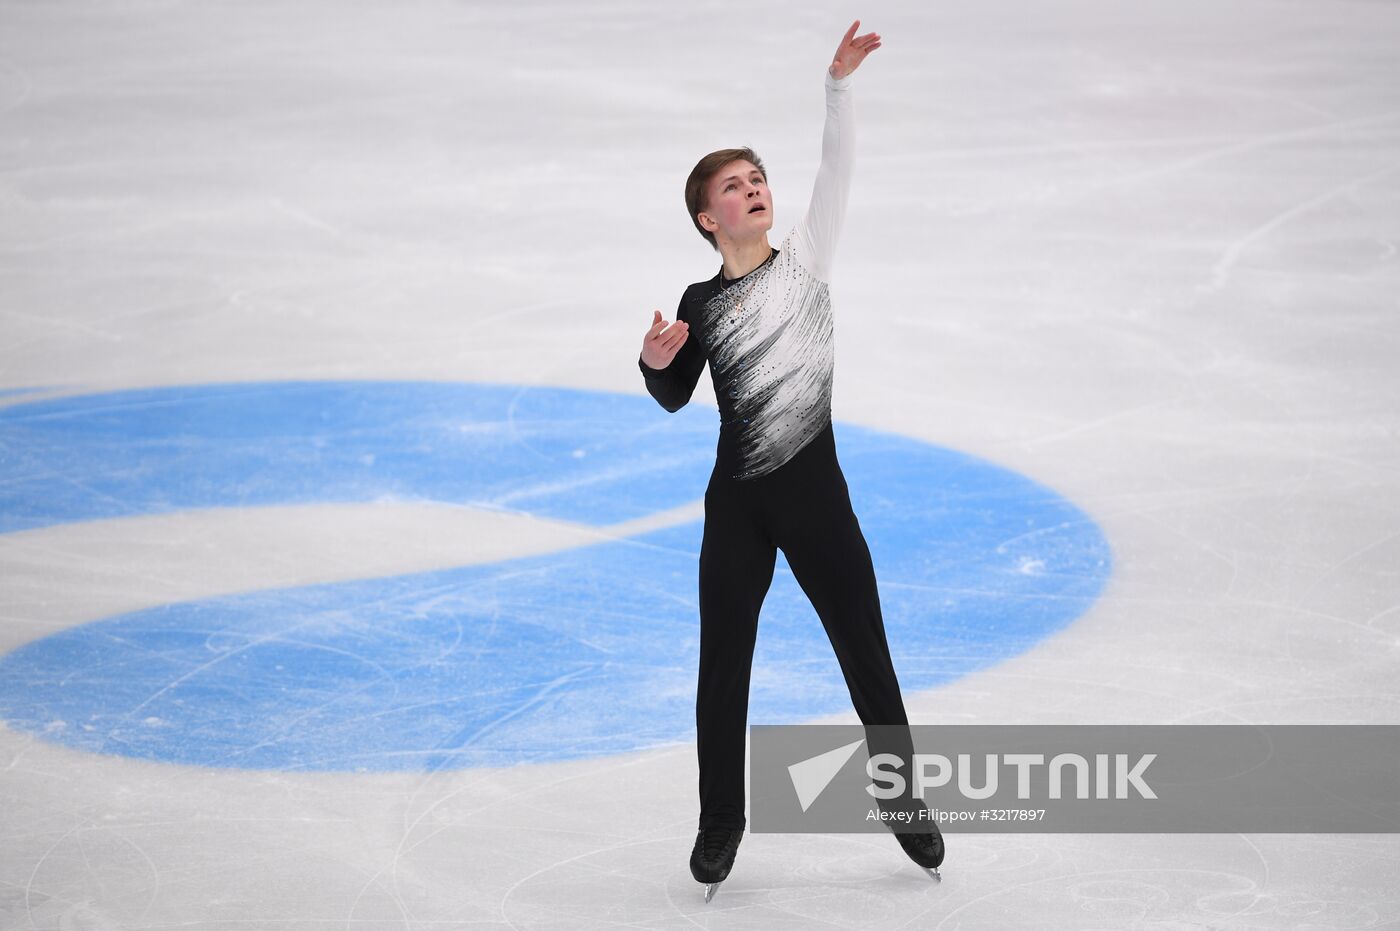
637,21,944,901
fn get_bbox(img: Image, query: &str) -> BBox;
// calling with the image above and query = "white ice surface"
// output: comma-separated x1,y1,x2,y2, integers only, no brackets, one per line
2,0,1399,927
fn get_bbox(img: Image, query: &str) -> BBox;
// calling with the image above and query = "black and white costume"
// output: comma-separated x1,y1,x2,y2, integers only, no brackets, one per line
640,69,917,832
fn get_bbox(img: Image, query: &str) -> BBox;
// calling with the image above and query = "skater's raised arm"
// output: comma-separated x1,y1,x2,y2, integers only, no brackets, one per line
638,297,706,412
792,20,882,283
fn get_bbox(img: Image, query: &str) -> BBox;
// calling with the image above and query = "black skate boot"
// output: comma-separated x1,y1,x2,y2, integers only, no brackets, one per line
884,807,944,881
689,825,743,903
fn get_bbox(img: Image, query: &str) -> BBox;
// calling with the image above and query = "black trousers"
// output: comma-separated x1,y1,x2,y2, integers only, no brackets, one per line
696,421,915,830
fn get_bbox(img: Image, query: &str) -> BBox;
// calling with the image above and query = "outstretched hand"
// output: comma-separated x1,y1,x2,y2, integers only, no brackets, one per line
641,309,689,370
829,20,881,80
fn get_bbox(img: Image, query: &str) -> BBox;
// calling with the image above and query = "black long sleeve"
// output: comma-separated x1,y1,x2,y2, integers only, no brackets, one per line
639,293,706,413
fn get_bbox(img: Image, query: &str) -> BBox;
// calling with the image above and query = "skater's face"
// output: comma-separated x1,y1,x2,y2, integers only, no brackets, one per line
700,160,772,240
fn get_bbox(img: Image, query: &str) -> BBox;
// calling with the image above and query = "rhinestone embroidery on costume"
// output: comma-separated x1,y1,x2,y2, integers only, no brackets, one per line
701,230,834,480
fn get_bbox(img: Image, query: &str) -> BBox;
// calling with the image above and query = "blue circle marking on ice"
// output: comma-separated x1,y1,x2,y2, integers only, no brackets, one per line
0,381,1111,772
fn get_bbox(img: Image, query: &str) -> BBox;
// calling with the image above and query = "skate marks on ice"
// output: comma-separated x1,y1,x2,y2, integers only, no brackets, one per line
0,380,1110,771
494,831,1394,928
1205,161,1400,293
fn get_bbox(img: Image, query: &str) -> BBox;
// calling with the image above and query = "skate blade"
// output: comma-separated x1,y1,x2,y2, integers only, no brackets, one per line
704,881,720,903
924,867,941,883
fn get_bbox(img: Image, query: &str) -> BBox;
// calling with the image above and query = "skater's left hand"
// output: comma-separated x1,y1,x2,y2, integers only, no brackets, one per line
829,19,881,80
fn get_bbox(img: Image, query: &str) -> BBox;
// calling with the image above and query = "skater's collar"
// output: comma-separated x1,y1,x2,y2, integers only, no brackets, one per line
719,247,779,284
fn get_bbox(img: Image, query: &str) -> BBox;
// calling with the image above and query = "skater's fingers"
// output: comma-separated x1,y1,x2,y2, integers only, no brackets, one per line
656,327,685,354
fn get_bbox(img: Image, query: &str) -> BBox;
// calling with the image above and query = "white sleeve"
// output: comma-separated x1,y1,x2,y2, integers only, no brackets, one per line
790,68,854,283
